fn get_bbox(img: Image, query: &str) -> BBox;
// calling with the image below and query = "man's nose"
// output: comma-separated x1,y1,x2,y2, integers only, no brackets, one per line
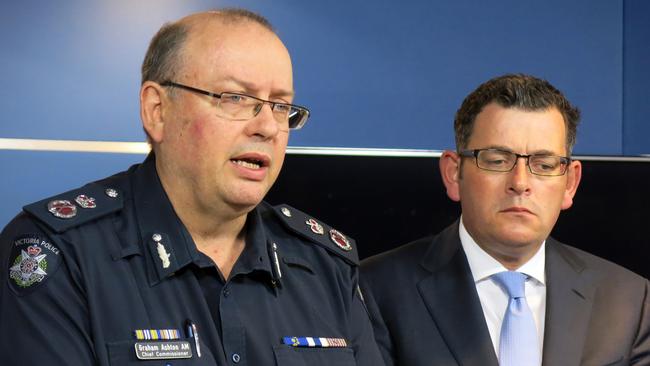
508,157,531,194
246,103,282,138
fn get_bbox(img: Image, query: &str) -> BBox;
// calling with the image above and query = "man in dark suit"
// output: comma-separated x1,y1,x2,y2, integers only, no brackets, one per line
360,74,650,366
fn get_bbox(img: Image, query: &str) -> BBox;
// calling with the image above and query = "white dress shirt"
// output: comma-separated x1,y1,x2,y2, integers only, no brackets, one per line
459,218,546,364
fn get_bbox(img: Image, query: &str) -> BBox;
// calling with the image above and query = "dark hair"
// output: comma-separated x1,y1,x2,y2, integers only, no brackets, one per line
140,8,275,85
454,73,581,154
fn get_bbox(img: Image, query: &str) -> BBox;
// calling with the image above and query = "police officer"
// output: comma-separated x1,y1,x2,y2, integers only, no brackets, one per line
0,9,384,366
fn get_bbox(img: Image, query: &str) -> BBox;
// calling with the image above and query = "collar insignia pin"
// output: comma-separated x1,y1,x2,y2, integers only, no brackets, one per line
153,234,170,269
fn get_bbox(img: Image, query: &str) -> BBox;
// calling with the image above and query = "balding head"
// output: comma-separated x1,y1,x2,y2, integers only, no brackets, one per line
141,9,276,86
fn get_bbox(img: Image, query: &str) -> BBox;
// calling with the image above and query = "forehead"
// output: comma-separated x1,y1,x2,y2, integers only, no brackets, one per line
468,103,567,154
180,19,293,93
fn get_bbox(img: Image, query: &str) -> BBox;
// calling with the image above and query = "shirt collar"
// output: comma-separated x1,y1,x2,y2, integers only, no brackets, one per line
459,216,546,285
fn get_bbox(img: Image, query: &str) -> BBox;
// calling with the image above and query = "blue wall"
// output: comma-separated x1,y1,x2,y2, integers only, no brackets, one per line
1,0,649,226
624,0,650,155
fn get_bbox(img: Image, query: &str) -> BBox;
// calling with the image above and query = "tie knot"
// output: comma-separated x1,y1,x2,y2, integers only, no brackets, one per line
492,271,527,298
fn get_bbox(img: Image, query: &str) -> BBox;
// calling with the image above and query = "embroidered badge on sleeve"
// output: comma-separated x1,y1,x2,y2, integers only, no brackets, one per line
8,234,62,295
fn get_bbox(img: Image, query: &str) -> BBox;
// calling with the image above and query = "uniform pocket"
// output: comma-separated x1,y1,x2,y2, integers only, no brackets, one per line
272,345,356,366
106,338,216,365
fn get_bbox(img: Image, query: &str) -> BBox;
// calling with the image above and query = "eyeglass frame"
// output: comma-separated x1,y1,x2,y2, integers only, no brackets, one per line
159,81,310,130
458,148,572,176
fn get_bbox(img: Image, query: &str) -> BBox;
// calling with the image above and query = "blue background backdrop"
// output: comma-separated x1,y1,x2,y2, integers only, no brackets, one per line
1,0,649,226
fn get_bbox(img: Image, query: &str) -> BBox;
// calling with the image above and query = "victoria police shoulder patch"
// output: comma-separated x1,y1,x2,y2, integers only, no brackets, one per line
7,233,62,295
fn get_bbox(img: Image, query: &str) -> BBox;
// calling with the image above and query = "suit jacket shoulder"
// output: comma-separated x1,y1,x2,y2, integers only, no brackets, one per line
553,239,646,282
543,238,650,366
362,235,433,275
360,222,498,366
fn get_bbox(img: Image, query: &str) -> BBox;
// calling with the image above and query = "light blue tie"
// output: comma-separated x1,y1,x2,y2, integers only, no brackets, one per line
492,271,541,366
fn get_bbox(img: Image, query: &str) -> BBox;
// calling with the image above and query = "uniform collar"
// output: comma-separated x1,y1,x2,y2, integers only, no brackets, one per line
130,154,198,285
231,205,278,285
130,154,277,287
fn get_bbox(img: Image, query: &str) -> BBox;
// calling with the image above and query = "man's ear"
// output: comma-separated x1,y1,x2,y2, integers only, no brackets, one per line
439,150,462,202
140,81,166,143
561,159,582,210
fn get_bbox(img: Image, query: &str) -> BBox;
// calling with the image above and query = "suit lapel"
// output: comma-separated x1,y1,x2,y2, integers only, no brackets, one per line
417,223,499,366
541,239,597,366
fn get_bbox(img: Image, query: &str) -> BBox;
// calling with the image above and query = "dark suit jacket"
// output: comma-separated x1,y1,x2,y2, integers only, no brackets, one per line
360,222,650,366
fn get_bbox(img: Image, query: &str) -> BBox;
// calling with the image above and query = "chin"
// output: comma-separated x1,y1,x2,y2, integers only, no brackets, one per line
227,187,268,208
497,230,543,248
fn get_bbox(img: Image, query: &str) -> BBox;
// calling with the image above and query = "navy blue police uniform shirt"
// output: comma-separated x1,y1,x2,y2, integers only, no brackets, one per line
0,154,384,366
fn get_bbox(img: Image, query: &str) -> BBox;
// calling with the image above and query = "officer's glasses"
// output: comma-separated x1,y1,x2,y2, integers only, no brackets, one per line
160,81,310,130
459,148,571,176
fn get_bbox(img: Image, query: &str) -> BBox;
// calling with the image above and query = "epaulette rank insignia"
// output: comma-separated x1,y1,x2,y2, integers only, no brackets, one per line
23,183,124,234
272,204,359,265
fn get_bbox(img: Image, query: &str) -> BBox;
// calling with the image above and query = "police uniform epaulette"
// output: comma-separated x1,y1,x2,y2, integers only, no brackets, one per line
23,183,124,234
270,204,359,266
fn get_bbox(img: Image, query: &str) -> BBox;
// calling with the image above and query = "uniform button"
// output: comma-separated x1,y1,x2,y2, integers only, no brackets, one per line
223,287,230,297
232,353,241,363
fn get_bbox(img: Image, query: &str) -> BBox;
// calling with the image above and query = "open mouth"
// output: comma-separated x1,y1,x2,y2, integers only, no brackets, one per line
230,152,270,170
232,158,264,169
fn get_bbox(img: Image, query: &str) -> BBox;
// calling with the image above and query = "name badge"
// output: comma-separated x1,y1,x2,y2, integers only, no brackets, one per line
134,341,192,360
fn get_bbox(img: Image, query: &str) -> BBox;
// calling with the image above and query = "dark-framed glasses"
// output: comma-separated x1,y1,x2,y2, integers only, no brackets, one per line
160,81,310,130
459,148,571,176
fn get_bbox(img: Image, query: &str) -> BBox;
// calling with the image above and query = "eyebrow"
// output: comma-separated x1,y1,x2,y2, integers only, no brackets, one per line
220,76,295,99
483,145,563,156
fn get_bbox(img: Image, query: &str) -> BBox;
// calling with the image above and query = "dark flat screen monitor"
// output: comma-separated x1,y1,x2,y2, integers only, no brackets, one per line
267,152,650,279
